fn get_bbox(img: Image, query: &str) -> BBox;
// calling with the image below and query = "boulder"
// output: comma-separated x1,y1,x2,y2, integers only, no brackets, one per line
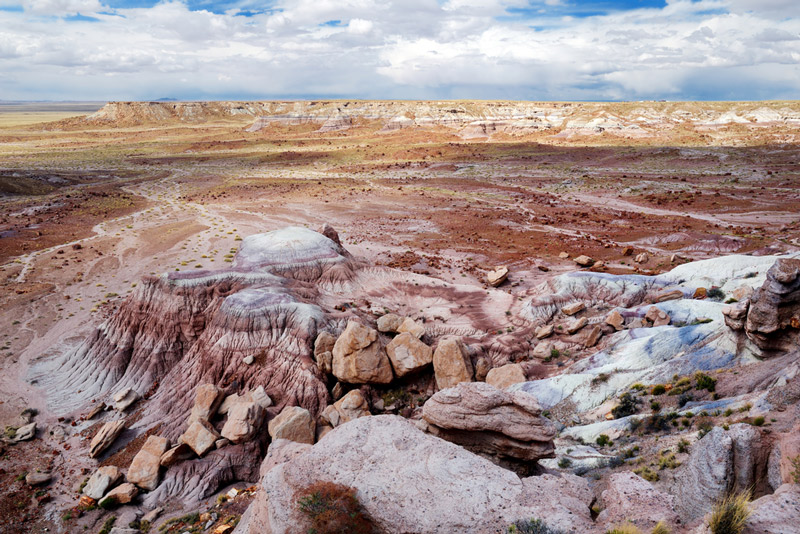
422,382,556,461
13,422,36,442
485,363,526,390
487,266,509,287
243,355,254,365
397,317,425,339
655,289,683,303
89,420,125,458
561,301,585,316
267,406,314,444
159,443,194,467
645,306,671,326
584,326,603,348
25,472,51,486
127,435,169,491
635,252,649,264
320,389,370,428
385,333,433,377
596,472,680,532
776,425,800,485
376,313,403,333
723,300,750,331
179,419,220,457
432,337,473,390
606,310,624,330
331,321,393,384
84,466,122,500
313,331,337,374
745,484,800,534
536,324,554,339
113,387,140,412
188,384,223,425
693,287,708,299
573,255,595,267
235,415,593,534
220,401,266,444
567,317,588,334
745,258,800,350
99,482,138,508
141,507,163,524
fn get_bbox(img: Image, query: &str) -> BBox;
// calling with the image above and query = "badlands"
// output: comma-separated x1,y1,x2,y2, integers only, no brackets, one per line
0,100,799,534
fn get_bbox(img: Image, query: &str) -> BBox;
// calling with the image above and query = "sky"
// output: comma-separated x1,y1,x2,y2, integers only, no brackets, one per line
0,0,798,101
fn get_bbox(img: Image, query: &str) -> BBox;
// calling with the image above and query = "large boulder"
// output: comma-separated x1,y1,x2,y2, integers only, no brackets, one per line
422,382,556,461
670,424,764,520
127,435,169,491
83,466,122,500
99,482,138,508
221,402,266,444
385,333,433,377
320,389,370,428
485,363,526,390
268,406,315,444
331,321,393,384
596,472,680,532
745,258,800,350
234,415,593,534
187,384,224,425
432,337,473,390
179,419,220,457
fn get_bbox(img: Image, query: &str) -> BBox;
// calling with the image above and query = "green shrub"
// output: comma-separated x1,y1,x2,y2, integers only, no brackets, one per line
707,288,726,300
751,416,765,427
651,385,666,395
508,518,567,534
791,456,800,483
677,439,690,454
99,517,116,534
557,457,572,469
708,491,750,534
596,434,612,447
695,372,717,392
612,393,640,419
651,522,671,534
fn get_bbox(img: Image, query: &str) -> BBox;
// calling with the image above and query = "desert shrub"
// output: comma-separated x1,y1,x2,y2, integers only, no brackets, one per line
695,372,717,392
658,452,680,470
651,385,666,395
507,518,567,534
707,288,726,300
677,393,693,408
596,434,612,447
642,414,670,434
650,401,661,412
606,521,642,534
634,466,659,482
612,393,640,419
592,373,611,386
630,383,645,391
677,439,690,453
650,522,671,534
791,456,800,483
708,491,751,534
98,517,116,534
296,482,374,534
750,416,765,427
558,457,572,469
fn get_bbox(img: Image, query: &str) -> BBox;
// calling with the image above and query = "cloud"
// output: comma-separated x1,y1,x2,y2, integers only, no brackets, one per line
0,0,798,101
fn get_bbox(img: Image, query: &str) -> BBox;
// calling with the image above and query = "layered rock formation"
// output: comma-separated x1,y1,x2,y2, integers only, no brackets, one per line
422,382,556,462
744,258,800,350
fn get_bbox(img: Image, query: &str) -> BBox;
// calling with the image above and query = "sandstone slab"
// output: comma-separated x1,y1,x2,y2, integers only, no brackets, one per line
188,384,223,425
127,435,169,491
267,406,314,444
487,266,509,287
320,389,370,428
397,316,425,338
179,419,220,457
84,466,122,500
386,332,433,377
99,482,138,508
432,337,473,390
221,401,265,444
90,420,125,458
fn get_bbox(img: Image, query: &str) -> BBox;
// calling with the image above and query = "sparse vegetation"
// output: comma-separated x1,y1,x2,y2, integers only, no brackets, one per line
708,491,751,534
596,434,613,447
605,521,642,534
612,392,639,419
296,482,374,534
508,518,567,534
